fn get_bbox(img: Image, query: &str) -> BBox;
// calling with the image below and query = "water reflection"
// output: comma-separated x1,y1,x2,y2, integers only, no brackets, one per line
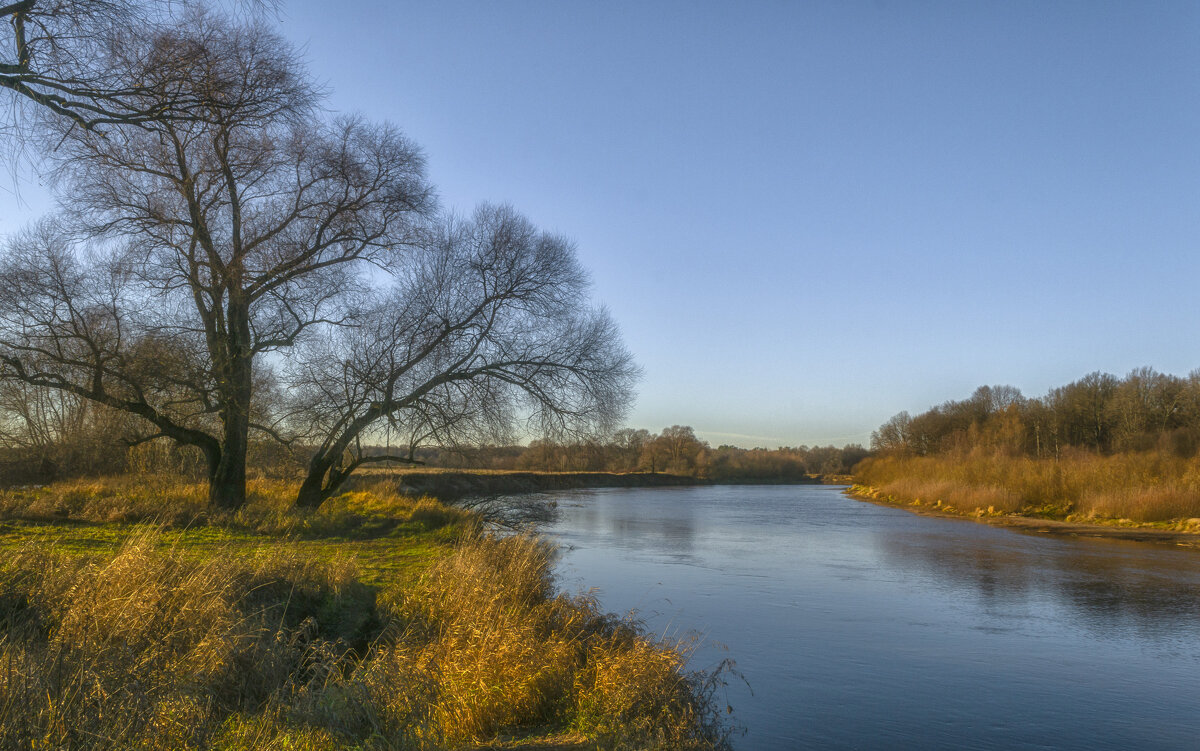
542,485,1200,751
873,526,1200,644
558,488,699,558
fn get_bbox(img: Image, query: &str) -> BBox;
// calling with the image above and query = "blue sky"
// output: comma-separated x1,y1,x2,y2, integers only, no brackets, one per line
7,1,1200,448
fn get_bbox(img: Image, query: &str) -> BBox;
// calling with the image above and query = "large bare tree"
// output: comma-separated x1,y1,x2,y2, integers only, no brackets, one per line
287,205,637,509
0,13,433,508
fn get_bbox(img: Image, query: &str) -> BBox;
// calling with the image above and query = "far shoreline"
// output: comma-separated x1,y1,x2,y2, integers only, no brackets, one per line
360,468,824,502
360,471,1200,549
847,485,1200,549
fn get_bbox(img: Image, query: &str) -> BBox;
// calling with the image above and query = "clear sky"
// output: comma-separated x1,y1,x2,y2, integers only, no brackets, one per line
7,1,1200,448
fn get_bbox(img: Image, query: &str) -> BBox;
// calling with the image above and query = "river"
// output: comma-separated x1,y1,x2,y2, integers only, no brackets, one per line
536,484,1200,750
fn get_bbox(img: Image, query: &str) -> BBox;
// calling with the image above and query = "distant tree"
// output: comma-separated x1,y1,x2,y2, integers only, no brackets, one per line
974,384,1024,413
639,431,664,472
611,427,652,472
839,443,869,470
516,439,567,472
654,425,704,474
0,378,131,475
1048,372,1118,452
871,411,912,453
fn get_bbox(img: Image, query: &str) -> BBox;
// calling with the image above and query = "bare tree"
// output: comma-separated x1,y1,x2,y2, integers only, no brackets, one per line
654,424,704,473
870,410,912,453
287,204,637,509
0,0,278,131
0,14,433,508
1,0,154,128
611,426,651,471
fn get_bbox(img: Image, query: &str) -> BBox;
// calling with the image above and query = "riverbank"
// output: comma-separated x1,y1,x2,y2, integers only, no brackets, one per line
358,469,822,503
381,470,700,501
0,476,733,750
848,483,1200,548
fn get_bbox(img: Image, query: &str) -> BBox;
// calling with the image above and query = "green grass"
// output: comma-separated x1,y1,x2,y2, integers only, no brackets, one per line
0,507,456,588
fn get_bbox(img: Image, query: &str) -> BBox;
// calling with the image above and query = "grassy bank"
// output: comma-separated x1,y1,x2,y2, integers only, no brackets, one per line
854,450,1200,531
0,477,734,750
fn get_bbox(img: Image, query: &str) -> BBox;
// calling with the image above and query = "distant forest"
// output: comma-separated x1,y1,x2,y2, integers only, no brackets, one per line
860,367,1200,523
870,367,1200,459
408,427,867,481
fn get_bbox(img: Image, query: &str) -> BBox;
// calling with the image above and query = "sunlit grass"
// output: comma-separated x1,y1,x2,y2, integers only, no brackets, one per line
0,477,733,749
856,449,1200,524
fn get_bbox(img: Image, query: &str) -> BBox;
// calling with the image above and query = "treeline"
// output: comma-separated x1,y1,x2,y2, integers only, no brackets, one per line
406,426,868,481
0,409,868,486
0,385,293,485
860,368,1200,523
870,368,1200,459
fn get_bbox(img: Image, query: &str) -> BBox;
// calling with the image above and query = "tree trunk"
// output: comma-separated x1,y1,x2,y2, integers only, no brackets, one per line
292,409,379,510
209,449,246,509
294,460,331,509
209,297,254,510
295,455,359,509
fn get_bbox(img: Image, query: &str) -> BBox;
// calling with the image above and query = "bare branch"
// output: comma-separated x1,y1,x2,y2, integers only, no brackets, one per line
288,204,638,507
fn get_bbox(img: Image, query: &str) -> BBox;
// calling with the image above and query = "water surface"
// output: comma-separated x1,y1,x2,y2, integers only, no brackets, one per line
538,485,1200,750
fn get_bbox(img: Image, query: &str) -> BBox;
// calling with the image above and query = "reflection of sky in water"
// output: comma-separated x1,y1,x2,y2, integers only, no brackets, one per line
540,486,1200,751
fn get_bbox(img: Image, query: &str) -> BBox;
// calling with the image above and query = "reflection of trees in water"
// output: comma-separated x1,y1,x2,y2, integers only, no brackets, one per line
875,530,1200,639
559,496,698,555
609,517,696,550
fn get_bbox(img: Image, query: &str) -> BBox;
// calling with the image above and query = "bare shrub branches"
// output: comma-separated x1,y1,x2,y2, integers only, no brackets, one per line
289,204,638,507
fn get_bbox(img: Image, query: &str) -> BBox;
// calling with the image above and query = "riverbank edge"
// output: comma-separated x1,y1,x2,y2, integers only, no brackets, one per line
0,477,735,749
372,470,822,502
847,483,1200,548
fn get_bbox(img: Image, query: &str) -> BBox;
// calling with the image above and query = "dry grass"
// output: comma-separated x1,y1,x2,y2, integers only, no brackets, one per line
363,534,732,750
0,530,365,750
0,507,733,749
857,449,1200,523
0,475,295,527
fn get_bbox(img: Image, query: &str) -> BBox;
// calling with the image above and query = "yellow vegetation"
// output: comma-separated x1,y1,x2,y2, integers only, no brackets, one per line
0,483,732,750
856,448,1200,524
